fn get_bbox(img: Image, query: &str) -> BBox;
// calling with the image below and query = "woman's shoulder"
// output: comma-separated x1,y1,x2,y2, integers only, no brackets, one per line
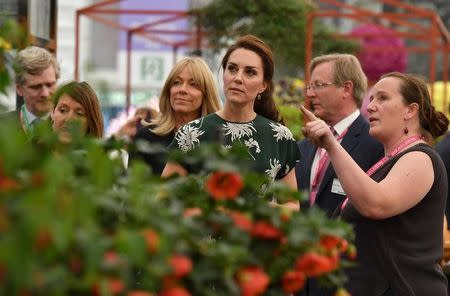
135,125,173,142
255,115,295,141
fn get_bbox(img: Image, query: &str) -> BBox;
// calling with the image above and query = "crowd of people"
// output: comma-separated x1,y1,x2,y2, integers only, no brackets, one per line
1,35,450,295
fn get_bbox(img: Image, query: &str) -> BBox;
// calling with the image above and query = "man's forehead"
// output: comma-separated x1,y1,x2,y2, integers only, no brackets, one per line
23,67,56,86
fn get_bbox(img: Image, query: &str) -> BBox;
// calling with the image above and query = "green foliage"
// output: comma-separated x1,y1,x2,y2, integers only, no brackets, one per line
0,18,28,95
195,0,359,76
0,123,354,295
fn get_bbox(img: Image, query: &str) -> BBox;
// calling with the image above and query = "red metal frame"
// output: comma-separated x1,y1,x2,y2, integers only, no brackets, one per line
305,0,450,111
75,0,203,113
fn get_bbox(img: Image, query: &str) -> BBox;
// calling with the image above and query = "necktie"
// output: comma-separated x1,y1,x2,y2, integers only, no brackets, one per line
309,128,338,205
30,118,43,130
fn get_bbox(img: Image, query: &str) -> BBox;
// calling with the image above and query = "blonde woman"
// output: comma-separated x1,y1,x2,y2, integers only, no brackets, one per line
129,57,221,174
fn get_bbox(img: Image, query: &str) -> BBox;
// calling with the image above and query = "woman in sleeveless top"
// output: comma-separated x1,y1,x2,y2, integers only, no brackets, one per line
301,72,449,295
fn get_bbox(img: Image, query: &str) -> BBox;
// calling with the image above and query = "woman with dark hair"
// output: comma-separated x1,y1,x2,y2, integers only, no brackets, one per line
301,72,449,295
163,35,300,192
51,81,104,143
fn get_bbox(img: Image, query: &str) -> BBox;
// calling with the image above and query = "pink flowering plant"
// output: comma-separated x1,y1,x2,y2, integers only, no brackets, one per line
0,122,355,296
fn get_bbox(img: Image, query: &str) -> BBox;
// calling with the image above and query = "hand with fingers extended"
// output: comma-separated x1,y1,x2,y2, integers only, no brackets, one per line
300,105,337,151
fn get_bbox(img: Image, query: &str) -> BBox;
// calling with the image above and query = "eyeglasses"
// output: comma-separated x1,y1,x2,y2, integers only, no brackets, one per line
306,82,334,92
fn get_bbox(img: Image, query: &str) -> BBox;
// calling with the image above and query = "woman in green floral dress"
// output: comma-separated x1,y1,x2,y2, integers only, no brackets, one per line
162,35,301,193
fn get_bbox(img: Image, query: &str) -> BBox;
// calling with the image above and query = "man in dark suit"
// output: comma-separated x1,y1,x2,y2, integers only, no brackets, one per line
295,54,383,295
0,46,60,135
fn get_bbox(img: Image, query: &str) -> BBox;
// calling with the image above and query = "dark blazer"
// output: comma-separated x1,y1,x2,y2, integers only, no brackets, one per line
436,132,450,229
296,114,384,217
0,110,24,133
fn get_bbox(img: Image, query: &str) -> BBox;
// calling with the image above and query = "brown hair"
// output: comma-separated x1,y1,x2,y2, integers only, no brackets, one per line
14,46,60,85
221,35,283,124
310,54,367,107
52,81,104,138
381,72,449,139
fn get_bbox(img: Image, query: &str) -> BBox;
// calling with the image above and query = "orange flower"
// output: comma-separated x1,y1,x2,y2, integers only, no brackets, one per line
142,229,160,254
236,266,270,296
169,255,193,278
92,278,125,296
103,250,120,267
228,210,252,232
0,175,20,192
282,269,306,294
159,287,191,296
251,221,282,240
182,207,202,218
319,235,341,251
33,228,53,250
205,171,243,200
295,252,337,277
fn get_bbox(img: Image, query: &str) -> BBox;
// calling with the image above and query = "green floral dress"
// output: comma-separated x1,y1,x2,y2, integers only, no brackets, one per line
170,113,301,181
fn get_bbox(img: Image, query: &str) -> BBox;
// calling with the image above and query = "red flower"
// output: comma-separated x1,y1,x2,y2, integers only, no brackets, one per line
319,235,341,251
251,221,282,240
183,207,202,218
103,250,120,267
33,228,53,250
142,229,160,254
92,278,125,296
228,211,252,232
236,266,270,296
282,269,306,294
69,255,83,274
31,171,45,187
0,175,20,192
159,287,191,296
205,171,243,200
169,255,193,278
295,252,337,277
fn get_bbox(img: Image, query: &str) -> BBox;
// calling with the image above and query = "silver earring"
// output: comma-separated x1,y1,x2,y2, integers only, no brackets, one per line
257,93,261,100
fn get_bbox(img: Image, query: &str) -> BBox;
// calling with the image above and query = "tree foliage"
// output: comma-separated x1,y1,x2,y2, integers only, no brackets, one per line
195,0,359,76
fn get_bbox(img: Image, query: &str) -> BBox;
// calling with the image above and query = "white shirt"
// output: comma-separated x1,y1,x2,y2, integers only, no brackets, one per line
309,109,360,189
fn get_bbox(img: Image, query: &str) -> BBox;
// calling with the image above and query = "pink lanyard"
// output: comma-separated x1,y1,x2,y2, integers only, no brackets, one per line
311,128,348,188
340,135,424,210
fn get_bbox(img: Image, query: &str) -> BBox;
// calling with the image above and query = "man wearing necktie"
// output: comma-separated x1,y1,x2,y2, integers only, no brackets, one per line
295,54,383,296
0,46,60,135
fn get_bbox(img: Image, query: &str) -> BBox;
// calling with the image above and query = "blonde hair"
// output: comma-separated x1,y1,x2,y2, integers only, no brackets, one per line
150,57,221,135
14,46,60,85
310,53,367,107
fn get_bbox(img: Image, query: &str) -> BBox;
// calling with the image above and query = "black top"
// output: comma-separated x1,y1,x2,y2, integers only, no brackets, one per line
341,143,448,295
128,125,174,175
435,133,450,229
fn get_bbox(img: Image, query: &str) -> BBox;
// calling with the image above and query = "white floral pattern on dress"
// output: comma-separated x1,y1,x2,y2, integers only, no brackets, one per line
265,158,282,180
222,122,256,141
244,137,261,154
270,123,294,141
175,124,205,152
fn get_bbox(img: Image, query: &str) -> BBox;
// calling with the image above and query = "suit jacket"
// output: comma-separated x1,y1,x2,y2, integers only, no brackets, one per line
296,114,384,217
0,110,24,133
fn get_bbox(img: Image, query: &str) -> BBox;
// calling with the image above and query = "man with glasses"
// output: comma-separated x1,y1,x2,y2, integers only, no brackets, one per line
0,46,60,135
296,53,384,216
295,53,383,295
